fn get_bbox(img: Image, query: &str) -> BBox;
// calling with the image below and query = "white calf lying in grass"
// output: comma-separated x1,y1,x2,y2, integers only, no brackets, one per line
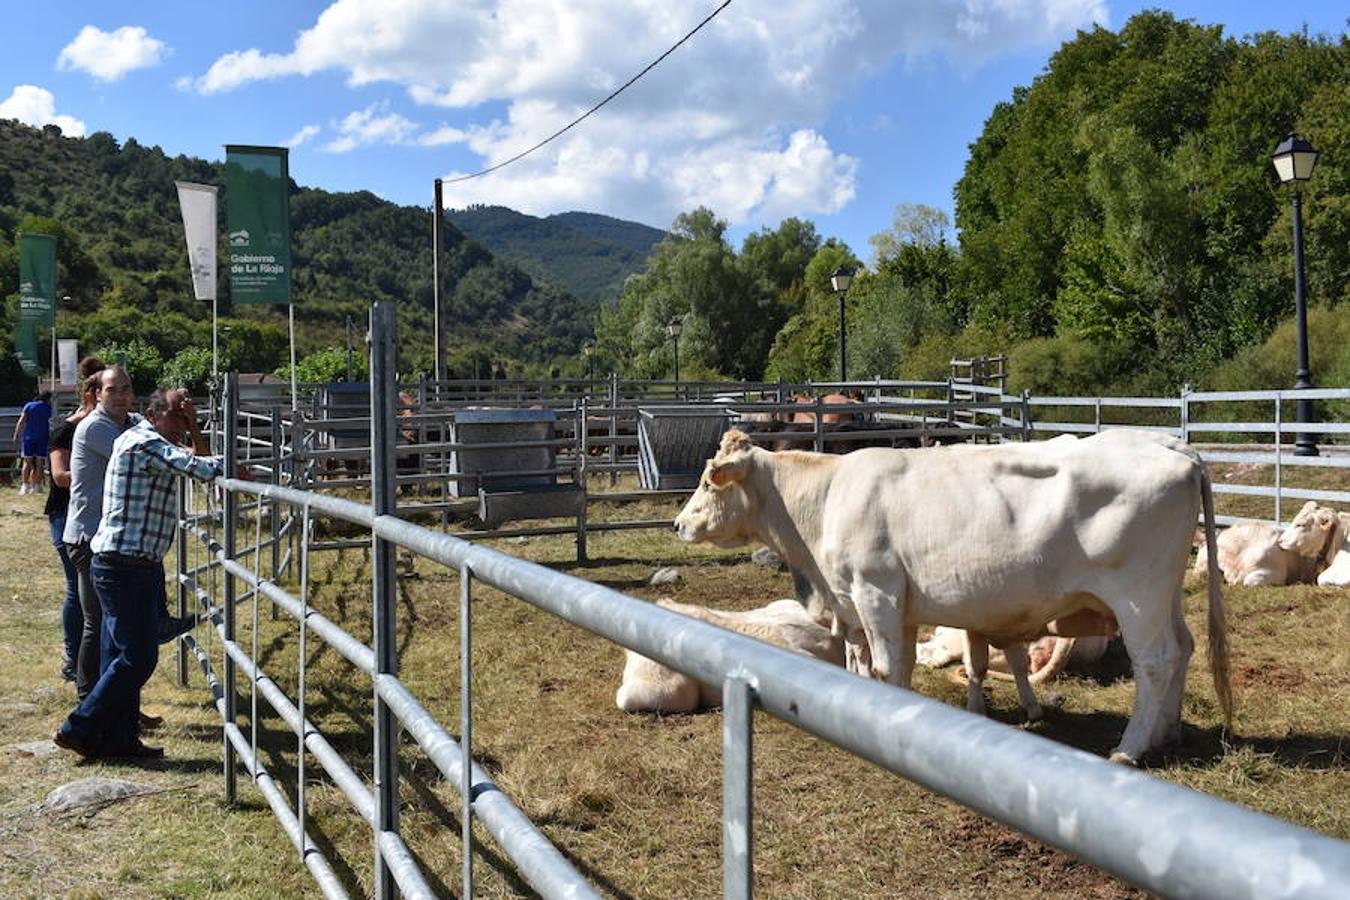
1277,501,1350,587
615,599,844,713
1192,520,1322,586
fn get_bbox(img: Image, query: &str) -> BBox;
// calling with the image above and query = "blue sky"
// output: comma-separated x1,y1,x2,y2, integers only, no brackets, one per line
1,1,1344,262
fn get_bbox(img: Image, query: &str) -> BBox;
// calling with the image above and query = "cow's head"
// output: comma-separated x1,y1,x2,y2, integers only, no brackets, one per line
1278,501,1339,557
674,430,759,547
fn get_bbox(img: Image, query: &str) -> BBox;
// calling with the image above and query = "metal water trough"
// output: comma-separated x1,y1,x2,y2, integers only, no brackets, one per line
449,408,584,526
636,406,733,490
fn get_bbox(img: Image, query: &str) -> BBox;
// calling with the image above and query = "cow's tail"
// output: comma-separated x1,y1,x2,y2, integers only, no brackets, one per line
1200,465,1234,729
982,637,1075,685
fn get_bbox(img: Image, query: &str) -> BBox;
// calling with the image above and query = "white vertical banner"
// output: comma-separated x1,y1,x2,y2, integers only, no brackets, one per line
176,180,220,378
57,339,79,385
175,182,218,300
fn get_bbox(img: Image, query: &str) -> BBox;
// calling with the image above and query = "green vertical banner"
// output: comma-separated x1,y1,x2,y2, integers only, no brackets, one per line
225,145,291,305
13,322,40,377
15,233,57,376
18,233,57,328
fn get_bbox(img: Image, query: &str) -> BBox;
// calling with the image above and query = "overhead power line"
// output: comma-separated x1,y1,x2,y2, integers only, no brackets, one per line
443,0,734,184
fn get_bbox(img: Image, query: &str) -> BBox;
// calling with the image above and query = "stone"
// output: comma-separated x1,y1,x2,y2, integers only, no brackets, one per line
41,777,160,813
751,547,785,570
649,567,682,586
12,741,62,759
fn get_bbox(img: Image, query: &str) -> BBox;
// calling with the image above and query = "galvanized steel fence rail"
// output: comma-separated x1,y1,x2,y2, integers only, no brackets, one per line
172,303,1349,898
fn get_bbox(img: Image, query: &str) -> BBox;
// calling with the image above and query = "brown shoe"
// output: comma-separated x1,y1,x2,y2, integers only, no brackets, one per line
138,711,164,730
53,728,98,758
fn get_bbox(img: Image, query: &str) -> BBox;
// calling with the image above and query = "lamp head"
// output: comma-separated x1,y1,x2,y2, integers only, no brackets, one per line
1272,133,1318,185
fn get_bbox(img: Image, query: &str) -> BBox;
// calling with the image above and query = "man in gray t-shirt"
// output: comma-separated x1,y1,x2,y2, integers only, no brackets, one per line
63,367,140,699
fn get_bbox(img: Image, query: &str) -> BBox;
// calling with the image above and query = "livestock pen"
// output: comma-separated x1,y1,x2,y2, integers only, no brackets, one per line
146,303,1349,898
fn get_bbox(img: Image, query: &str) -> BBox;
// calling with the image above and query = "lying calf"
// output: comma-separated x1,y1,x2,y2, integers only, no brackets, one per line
1193,520,1321,586
616,599,844,713
1277,501,1350,588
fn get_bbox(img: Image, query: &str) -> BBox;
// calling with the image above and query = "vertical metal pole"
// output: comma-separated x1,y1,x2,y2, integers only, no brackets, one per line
1290,190,1318,456
608,373,618,487
576,398,588,564
223,372,239,805
813,396,824,453
723,676,754,899
460,563,474,898
433,178,445,384
837,291,847,383
1095,397,1102,435
298,503,311,866
176,479,189,686
370,302,400,900
1021,390,1031,442
1275,398,1283,524
1180,385,1190,445
270,406,281,616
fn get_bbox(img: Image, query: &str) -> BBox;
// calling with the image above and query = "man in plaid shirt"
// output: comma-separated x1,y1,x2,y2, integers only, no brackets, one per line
55,389,227,759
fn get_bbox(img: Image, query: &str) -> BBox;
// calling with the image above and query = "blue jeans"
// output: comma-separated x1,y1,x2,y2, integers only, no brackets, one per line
59,556,164,752
49,515,81,669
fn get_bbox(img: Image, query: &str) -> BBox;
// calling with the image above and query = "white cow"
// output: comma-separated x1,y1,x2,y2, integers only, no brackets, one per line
1193,521,1323,586
615,598,843,713
1278,501,1350,587
674,429,1232,764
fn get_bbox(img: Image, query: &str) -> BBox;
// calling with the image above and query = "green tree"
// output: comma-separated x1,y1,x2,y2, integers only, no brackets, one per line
276,346,368,384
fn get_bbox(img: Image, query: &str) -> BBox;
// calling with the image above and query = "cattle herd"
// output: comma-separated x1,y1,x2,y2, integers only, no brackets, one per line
614,429,1348,766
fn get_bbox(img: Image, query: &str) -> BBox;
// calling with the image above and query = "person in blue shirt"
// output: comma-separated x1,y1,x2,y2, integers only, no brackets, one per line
12,390,53,495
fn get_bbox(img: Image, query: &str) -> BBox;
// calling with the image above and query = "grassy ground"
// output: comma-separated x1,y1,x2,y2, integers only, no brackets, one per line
1,471,1347,899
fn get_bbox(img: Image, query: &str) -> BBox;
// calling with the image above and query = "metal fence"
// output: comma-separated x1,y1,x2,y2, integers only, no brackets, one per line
171,302,1350,899
1015,388,1350,524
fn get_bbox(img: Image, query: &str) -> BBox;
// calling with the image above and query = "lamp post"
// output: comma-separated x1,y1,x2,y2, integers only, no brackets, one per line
1271,133,1319,457
667,317,683,386
830,266,854,383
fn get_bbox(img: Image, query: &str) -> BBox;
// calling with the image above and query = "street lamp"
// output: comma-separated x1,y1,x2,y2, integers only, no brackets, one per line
830,266,854,382
1271,133,1319,457
667,317,683,385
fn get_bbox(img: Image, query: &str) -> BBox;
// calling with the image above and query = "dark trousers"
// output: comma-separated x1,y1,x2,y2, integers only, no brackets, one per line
59,556,164,752
65,541,103,699
49,515,81,669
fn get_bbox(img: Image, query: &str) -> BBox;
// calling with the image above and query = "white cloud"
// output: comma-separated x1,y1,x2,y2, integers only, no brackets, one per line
0,85,86,136
323,104,419,153
285,124,322,148
57,25,166,82
191,0,1106,227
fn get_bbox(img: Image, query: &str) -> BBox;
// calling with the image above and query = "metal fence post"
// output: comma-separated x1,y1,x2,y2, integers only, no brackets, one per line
176,478,189,686
223,372,239,805
608,373,618,487
813,396,824,453
270,405,282,618
1021,390,1032,442
370,302,401,899
460,562,475,898
576,397,588,564
723,676,754,899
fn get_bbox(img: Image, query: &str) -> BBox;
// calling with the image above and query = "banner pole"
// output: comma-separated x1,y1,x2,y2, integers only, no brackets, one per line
289,303,298,413
50,326,56,395
212,297,219,380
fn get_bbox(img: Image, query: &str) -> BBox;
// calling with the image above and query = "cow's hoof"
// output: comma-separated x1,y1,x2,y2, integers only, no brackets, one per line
1108,750,1140,766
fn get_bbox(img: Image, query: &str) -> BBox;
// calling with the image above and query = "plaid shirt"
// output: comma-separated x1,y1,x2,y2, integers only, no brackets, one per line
91,420,224,561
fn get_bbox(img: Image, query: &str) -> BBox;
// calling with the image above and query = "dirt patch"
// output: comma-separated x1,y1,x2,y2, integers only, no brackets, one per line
1232,661,1308,690
948,811,1143,898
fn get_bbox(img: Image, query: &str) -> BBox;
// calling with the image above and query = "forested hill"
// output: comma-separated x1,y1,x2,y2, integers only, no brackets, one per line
0,118,595,399
446,205,665,302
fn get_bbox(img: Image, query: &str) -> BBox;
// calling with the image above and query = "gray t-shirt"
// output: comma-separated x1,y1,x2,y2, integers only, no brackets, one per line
63,407,143,545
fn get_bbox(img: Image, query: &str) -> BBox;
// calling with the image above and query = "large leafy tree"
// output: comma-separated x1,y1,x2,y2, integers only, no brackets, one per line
952,12,1346,385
